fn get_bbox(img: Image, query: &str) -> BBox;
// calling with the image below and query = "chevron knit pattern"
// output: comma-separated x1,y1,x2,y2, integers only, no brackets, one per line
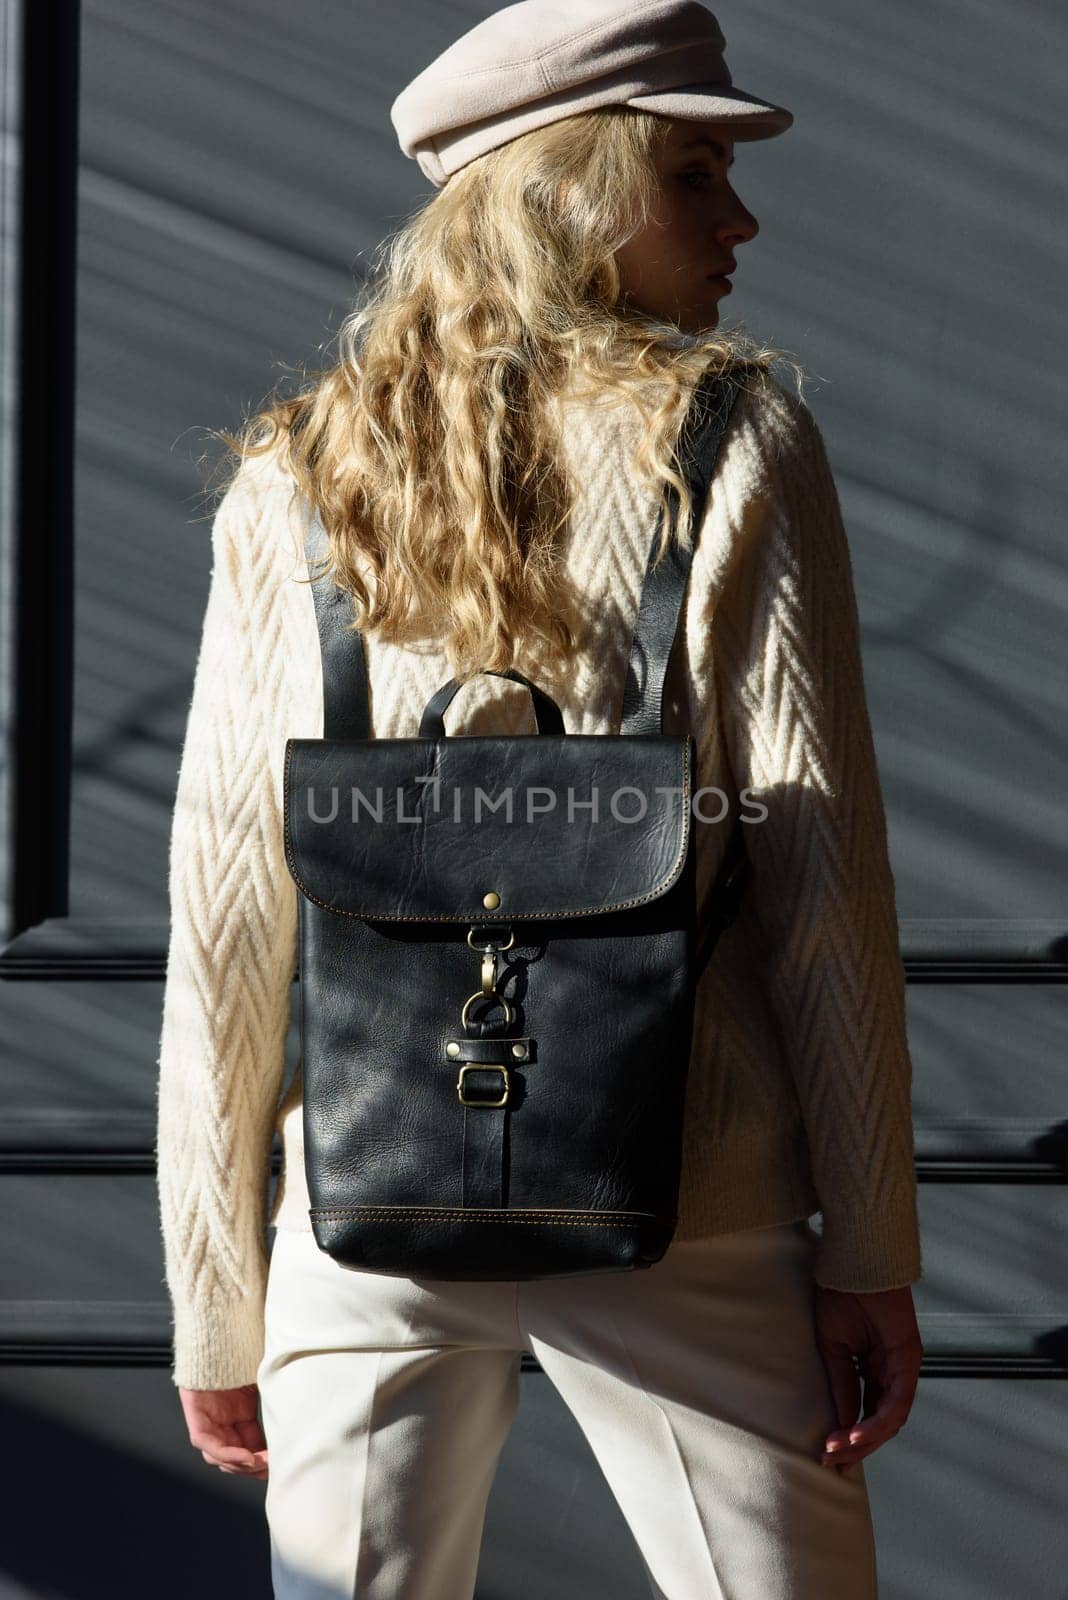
156,370,923,1390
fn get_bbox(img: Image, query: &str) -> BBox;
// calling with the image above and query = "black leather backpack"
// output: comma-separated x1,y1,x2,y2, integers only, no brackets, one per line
283,367,749,1280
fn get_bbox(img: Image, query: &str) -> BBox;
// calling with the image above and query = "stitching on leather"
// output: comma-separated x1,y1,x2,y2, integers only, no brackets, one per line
310,1206,672,1225
283,737,692,921
312,1217,655,1228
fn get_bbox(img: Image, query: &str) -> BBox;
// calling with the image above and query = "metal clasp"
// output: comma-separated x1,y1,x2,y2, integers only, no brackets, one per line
462,924,516,1032
467,925,515,952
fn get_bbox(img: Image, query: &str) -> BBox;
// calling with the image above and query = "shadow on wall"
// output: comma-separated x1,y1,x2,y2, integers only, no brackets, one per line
0,1389,270,1600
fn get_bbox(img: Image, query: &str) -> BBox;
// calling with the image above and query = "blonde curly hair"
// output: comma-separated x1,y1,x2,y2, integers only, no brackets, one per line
211,105,802,678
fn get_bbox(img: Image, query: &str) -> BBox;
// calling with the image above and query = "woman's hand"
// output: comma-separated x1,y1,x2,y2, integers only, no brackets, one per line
814,1284,923,1473
178,1384,269,1479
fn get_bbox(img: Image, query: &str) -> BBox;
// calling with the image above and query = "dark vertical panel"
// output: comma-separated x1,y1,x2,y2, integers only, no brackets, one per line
0,0,18,940
5,0,80,939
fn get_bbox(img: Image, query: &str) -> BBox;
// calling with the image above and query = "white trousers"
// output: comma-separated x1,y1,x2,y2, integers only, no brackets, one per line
255,1218,877,1600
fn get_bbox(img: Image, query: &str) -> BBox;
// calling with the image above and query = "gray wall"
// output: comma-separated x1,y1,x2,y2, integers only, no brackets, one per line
1,2,1066,1596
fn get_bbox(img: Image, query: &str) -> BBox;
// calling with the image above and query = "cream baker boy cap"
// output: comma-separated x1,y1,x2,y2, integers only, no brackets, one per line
390,0,794,189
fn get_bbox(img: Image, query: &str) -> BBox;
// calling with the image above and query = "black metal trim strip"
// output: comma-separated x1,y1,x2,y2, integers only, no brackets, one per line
0,1346,1062,1377
3,916,1068,980
2,1152,1066,1180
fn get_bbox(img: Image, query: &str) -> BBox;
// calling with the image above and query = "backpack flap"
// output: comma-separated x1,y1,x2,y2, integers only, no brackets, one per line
283,730,693,922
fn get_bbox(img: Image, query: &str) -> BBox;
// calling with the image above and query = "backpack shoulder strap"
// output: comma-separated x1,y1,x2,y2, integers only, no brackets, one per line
303,512,371,741
614,368,749,968
619,369,740,737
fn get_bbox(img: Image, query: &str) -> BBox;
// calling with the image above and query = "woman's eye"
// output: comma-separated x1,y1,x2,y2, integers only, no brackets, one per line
682,169,715,188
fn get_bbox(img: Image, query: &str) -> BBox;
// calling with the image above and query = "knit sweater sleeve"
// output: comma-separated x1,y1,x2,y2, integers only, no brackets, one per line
713,379,923,1292
155,456,297,1389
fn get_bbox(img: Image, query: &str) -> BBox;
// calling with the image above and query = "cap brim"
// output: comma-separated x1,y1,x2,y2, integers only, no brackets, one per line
624,82,794,140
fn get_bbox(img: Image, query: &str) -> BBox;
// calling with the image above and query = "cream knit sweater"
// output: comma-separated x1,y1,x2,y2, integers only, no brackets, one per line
156,368,923,1390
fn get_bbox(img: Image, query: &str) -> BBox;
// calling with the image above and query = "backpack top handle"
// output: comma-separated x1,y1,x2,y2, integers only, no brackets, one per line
418,668,565,740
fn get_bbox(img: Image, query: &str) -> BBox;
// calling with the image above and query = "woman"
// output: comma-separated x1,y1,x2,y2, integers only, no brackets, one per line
156,3,924,1596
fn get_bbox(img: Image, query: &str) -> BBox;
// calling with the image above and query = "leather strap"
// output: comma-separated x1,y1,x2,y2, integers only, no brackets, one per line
419,668,564,739
619,370,740,737
614,369,748,970
694,818,750,980
446,1035,533,1207
461,1094,508,1207
304,522,372,741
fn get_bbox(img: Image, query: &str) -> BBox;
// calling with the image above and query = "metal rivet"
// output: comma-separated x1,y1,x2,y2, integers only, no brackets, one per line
482,891,501,910
511,1043,526,1059
446,1041,461,1058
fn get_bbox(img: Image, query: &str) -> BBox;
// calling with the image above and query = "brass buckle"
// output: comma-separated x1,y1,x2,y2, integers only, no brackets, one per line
457,1063,510,1108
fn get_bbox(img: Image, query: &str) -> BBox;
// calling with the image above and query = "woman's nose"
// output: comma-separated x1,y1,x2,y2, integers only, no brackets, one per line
716,193,759,246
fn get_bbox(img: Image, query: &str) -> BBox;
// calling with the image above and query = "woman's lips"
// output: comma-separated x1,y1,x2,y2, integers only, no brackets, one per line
708,274,733,291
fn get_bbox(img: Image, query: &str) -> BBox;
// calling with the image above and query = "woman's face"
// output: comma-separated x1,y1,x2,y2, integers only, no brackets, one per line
614,119,760,333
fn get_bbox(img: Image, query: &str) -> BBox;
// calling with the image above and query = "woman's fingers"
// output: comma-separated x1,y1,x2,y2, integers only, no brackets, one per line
199,1443,270,1475
834,1369,912,1446
821,1357,919,1467
819,1338,862,1438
